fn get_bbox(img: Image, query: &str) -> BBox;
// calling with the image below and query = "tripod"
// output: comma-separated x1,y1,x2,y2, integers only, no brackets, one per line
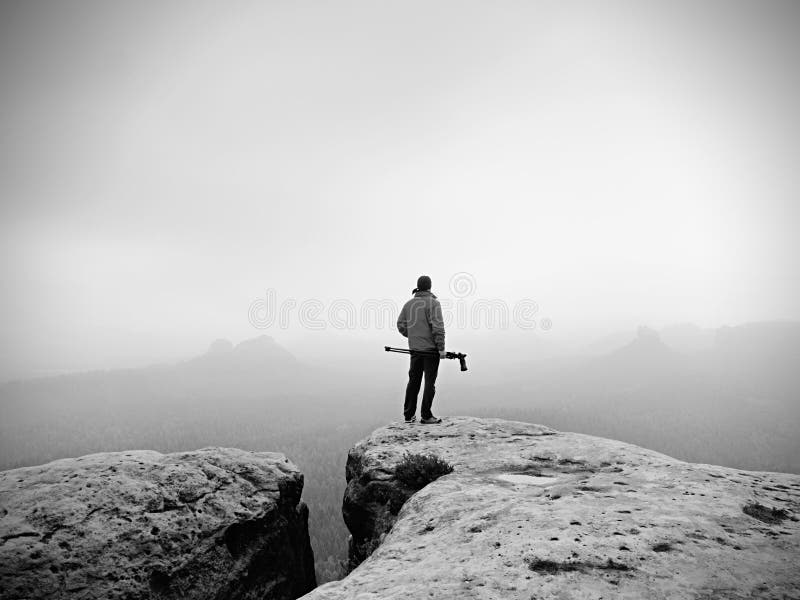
384,346,468,372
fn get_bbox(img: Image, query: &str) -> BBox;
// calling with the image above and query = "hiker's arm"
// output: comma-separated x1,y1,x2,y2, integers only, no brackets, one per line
430,300,445,352
397,305,408,338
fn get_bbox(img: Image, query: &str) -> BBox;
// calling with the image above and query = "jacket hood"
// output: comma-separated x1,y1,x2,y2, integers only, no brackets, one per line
413,290,437,299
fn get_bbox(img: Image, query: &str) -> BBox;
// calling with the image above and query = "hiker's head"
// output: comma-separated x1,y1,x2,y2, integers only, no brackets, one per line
413,275,432,294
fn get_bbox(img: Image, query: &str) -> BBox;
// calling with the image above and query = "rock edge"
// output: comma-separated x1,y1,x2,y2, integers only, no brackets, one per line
304,416,800,600
0,447,316,599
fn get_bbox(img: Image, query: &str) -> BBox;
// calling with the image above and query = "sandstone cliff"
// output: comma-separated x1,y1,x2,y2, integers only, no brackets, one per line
304,417,800,599
0,447,316,599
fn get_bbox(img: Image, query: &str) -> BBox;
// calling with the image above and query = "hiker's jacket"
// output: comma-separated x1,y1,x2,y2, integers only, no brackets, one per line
397,290,445,352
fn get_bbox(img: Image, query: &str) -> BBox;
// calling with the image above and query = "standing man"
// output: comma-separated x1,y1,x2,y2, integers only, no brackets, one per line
396,275,446,424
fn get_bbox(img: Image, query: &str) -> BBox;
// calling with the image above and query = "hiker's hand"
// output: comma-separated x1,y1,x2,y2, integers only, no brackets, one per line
439,350,447,359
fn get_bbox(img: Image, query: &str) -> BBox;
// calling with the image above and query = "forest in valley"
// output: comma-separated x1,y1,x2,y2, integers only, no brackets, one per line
1,321,799,583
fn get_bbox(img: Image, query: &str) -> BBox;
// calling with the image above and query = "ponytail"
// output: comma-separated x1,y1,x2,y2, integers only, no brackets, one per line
412,288,419,294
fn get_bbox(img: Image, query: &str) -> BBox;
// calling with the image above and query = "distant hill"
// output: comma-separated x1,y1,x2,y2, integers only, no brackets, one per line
706,321,800,403
595,320,800,357
508,320,800,401
451,320,800,473
711,320,800,365
597,325,691,383
173,335,302,396
659,322,716,353
0,335,305,408
577,321,800,399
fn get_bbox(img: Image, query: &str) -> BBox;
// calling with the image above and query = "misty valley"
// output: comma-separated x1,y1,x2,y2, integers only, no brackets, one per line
1,321,798,584
3,3,798,596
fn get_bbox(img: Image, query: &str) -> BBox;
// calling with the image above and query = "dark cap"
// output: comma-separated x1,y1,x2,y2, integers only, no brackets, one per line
416,275,432,291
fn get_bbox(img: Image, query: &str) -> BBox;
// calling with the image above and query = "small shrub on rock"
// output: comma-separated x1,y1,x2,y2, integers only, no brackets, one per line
394,452,454,490
743,502,788,524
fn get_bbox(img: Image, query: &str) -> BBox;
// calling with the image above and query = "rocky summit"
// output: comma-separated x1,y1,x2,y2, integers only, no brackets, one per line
303,416,800,600
0,447,316,600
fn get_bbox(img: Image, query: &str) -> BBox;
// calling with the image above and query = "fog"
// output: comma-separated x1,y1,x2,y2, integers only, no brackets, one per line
2,1,800,583
1,0,799,379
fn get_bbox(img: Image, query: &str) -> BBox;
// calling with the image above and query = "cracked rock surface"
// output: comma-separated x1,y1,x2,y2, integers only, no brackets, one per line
303,417,800,600
0,447,316,599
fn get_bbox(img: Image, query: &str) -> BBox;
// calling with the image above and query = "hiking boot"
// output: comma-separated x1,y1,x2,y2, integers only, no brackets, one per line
404,416,417,423
420,416,442,424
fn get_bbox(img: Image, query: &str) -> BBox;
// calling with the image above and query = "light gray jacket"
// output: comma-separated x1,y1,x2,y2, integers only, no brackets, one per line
396,290,445,352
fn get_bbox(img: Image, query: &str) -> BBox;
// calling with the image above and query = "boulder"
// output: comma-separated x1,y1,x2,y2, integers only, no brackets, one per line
0,447,316,599
304,417,800,599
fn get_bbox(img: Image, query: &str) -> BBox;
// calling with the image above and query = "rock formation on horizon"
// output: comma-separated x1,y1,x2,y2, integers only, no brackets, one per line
303,417,800,599
0,447,316,599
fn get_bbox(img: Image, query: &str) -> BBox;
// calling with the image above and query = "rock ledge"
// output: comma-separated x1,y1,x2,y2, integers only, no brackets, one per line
0,447,316,599
304,416,800,599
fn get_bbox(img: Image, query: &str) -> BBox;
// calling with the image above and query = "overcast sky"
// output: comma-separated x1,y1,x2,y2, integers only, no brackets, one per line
1,0,798,378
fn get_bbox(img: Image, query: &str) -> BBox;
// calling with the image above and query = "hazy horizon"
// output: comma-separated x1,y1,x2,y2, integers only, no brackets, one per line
3,316,798,384
2,0,799,380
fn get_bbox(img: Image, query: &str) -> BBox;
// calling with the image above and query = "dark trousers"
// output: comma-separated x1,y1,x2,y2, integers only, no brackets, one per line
404,353,440,420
